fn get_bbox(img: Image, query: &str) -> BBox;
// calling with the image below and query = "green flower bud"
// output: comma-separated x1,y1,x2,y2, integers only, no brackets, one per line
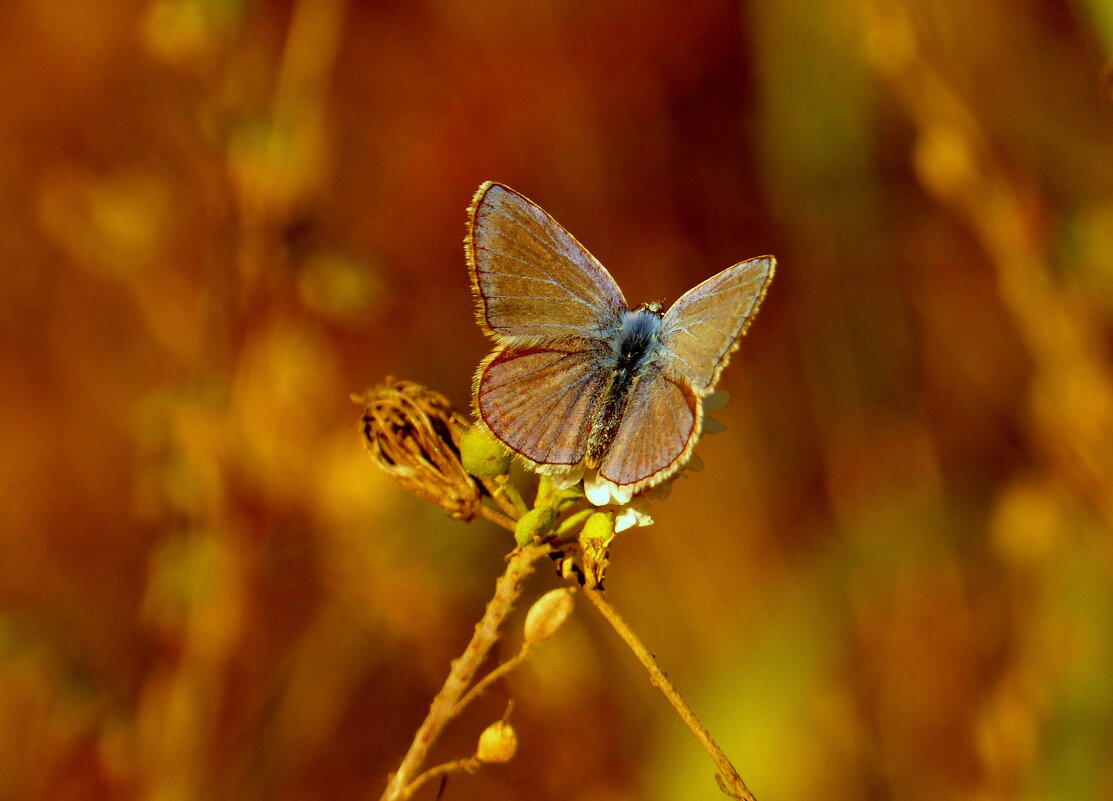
581,511,615,547
461,426,513,477
514,505,556,546
580,512,615,589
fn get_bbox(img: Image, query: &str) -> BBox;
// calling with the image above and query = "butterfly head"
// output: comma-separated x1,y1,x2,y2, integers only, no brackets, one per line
612,302,665,370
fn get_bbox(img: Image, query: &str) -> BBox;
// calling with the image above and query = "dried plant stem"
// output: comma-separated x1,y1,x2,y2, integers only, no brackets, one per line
380,544,549,801
397,757,480,801
475,503,518,532
453,645,529,715
582,585,757,801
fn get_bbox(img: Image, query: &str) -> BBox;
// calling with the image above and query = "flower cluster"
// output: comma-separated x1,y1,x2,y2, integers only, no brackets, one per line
535,388,731,531
357,380,511,523
357,380,729,539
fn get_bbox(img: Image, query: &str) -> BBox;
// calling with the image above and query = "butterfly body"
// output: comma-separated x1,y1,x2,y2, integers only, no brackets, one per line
583,304,665,467
466,181,774,499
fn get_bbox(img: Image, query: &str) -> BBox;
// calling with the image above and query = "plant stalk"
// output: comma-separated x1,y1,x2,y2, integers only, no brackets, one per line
379,543,548,801
582,584,757,801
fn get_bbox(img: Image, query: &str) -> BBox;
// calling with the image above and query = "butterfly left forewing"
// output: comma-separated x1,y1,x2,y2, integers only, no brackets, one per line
467,182,627,343
658,256,775,392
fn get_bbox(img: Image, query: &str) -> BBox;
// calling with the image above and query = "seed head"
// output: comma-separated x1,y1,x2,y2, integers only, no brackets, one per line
357,379,481,520
476,720,518,763
523,588,575,645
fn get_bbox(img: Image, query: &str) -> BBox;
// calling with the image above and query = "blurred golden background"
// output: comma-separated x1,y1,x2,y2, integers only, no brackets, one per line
2,0,1113,799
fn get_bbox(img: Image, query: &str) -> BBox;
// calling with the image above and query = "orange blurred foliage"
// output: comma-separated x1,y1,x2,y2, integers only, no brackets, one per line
1,0,1112,799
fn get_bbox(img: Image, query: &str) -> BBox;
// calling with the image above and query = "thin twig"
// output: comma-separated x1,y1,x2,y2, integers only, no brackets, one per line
453,645,529,715
397,757,481,801
555,507,596,539
475,502,518,532
482,475,527,523
498,480,530,517
582,584,757,801
379,544,549,801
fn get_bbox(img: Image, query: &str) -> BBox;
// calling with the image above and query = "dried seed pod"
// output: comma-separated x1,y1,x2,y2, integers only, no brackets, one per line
357,379,481,520
476,720,518,764
523,588,575,645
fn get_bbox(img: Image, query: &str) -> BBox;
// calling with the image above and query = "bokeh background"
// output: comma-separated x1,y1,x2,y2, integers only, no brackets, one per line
3,0,1113,799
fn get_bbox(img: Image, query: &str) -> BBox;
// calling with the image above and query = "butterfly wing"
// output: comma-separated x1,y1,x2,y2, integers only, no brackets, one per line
476,338,611,467
597,256,774,491
658,256,775,392
466,182,627,342
597,364,700,489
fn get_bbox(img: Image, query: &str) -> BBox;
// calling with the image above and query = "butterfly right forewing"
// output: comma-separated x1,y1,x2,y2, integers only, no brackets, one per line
467,182,627,342
658,256,775,392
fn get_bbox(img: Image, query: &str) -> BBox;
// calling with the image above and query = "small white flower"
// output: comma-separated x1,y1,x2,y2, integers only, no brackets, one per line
584,470,634,506
535,462,585,490
614,500,654,531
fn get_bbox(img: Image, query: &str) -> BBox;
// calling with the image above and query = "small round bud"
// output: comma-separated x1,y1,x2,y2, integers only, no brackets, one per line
514,506,556,546
581,511,615,547
461,426,513,477
476,720,518,764
580,513,615,589
524,588,575,645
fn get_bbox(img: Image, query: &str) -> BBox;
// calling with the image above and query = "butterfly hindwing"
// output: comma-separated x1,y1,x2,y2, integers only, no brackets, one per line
477,339,611,466
597,365,700,489
658,256,775,392
467,182,627,342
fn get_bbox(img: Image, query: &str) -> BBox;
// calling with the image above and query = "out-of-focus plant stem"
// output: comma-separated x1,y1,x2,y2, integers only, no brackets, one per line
452,645,530,716
858,0,1113,534
400,757,481,800
582,584,758,801
380,543,550,801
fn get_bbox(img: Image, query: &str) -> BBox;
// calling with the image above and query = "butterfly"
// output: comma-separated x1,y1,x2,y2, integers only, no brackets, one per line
465,181,774,504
